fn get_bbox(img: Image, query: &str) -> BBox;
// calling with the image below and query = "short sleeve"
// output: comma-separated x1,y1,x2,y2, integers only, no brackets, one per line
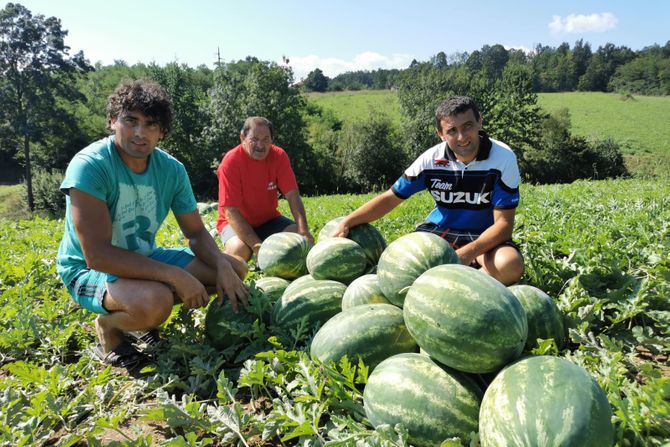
219,153,243,207
492,151,520,209
391,157,427,199
276,150,298,194
171,163,198,214
60,153,109,202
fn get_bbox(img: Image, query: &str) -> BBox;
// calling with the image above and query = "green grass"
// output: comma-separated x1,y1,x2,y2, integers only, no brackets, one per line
307,90,401,124
306,89,670,178
0,184,29,220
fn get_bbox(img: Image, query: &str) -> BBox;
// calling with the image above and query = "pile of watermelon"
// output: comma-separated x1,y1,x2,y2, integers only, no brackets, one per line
205,216,614,446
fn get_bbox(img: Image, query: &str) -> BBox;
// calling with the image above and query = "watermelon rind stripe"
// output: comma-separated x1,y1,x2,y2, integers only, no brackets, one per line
479,355,614,447
310,304,417,370
404,264,527,373
364,353,482,446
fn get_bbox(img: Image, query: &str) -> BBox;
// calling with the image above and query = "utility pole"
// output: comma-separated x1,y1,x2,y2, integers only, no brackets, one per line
215,47,222,67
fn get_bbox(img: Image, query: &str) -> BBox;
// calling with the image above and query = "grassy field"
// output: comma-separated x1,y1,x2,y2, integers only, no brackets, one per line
307,89,401,124
0,184,29,220
307,90,670,177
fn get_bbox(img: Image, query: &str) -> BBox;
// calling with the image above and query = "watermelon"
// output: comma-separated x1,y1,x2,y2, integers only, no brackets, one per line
509,284,566,350
317,216,387,266
479,355,614,446
272,275,346,330
257,232,312,279
341,274,391,310
204,298,257,350
364,353,482,447
254,276,290,305
377,232,460,307
310,304,417,370
306,238,368,284
403,264,527,373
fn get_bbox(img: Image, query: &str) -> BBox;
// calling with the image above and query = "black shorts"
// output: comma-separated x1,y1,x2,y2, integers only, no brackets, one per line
414,222,521,266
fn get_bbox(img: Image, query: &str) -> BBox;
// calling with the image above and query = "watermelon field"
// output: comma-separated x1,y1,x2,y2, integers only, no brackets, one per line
1,178,669,446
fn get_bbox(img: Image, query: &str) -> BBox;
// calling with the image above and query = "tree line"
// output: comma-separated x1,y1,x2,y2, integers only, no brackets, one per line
302,41,670,96
0,3,637,214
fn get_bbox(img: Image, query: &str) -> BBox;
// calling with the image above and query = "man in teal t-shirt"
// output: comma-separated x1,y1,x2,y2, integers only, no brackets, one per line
57,79,248,369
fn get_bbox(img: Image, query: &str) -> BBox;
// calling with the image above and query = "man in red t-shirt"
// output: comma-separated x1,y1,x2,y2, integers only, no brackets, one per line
216,116,313,263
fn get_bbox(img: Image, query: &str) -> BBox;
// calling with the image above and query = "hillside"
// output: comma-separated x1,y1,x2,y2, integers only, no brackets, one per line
306,90,670,178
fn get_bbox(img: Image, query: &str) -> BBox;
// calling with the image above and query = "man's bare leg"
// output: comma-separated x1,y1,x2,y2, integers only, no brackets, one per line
96,279,174,353
223,236,253,264
478,245,524,286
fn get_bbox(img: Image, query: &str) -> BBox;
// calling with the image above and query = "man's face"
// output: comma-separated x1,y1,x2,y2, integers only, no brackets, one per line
240,124,272,161
436,109,482,163
111,110,164,162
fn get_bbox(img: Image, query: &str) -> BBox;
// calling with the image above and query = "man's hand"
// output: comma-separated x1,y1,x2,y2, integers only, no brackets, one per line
299,228,315,244
333,219,351,238
170,269,210,309
455,245,477,267
216,256,249,312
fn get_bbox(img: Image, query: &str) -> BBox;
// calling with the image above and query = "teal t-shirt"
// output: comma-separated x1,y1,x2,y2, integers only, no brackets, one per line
57,136,198,287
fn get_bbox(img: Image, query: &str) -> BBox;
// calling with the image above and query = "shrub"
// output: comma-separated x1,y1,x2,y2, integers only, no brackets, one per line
521,109,627,183
337,114,407,192
24,169,65,216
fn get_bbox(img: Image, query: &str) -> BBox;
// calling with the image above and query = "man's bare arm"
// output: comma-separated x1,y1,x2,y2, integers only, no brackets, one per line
224,206,262,252
70,188,208,308
176,211,249,310
334,189,405,237
284,189,313,242
456,208,516,266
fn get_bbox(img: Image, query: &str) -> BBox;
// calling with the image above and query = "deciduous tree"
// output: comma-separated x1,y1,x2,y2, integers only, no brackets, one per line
0,2,90,210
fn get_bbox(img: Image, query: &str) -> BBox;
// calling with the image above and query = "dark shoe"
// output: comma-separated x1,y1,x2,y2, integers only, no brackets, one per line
91,340,148,369
125,329,162,347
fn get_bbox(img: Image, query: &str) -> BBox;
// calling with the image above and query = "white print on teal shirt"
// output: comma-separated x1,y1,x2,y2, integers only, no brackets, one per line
111,183,157,255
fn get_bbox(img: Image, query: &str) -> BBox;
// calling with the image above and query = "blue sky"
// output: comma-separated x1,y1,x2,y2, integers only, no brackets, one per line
18,0,670,80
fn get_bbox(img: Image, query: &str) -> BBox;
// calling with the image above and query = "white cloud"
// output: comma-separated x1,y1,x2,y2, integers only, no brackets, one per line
285,51,415,81
549,12,618,34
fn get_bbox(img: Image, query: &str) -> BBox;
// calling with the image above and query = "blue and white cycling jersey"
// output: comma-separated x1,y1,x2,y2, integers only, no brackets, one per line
392,132,520,237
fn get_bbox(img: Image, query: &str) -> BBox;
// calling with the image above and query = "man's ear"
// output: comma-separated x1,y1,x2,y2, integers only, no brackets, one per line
240,132,245,144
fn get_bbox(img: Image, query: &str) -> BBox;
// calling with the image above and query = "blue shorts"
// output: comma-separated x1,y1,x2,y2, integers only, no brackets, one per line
66,247,194,315
219,215,295,244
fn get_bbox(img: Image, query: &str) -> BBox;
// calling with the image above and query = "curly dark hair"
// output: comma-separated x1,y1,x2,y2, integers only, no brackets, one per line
435,96,481,132
106,79,173,135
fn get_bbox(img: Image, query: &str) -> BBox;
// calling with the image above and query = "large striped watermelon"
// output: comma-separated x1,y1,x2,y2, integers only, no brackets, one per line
364,353,482,447
306,238,368,284
403,264,527,373
204,298,257,350
317,216,387,266
341,274,391,310
272,275,346,330
254,276,290,305
479,355,614,446
257,232,312,279
508,284,566,350
310,304,417,370
377,232,459,307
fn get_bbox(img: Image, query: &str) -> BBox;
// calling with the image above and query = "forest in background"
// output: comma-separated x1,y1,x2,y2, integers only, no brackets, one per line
1,2,669,214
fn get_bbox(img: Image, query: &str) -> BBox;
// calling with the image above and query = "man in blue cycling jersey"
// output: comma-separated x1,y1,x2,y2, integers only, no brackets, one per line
334,95,523,285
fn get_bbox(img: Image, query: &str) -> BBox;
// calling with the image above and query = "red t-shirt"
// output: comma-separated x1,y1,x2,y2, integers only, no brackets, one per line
216,144,298,232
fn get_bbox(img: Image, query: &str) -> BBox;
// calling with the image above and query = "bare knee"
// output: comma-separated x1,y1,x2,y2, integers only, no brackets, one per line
480,247,524,286
284,223,298,233
126,287,173,328
224,236,253,263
